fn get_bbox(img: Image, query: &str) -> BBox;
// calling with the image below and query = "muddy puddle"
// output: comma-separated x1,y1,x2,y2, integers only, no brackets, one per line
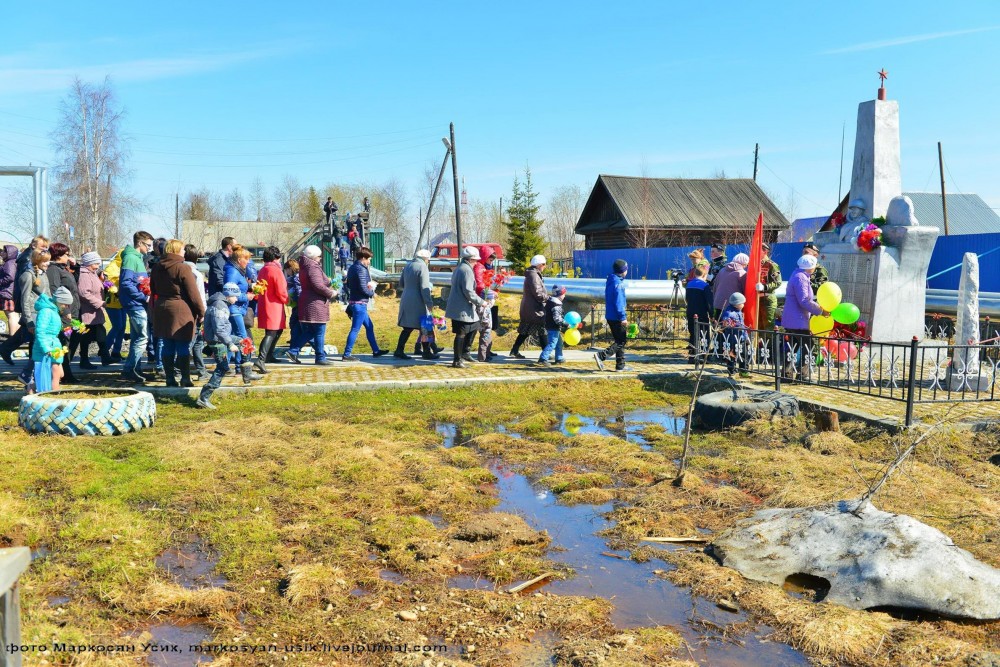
155,538,228,589
442,406,806,666
556,409,685,450
493,460,808,665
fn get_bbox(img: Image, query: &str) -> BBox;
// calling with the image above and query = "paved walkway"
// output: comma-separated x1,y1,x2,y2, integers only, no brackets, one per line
1,344,998,427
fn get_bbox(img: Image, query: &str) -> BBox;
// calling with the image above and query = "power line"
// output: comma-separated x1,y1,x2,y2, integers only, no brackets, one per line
757,159,828,210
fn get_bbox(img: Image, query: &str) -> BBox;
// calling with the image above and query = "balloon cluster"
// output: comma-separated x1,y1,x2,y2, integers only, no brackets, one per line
809,282,863,362
562,311,583,345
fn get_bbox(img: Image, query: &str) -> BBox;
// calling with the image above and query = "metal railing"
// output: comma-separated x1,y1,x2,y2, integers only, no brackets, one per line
1,548,31,667
693,321,1000,426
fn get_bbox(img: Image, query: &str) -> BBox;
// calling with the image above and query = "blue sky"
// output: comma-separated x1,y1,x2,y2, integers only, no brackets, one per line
2,1,999,239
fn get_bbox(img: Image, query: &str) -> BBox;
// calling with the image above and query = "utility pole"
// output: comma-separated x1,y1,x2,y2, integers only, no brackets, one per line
938,141,950,236
414,142,451,255
174,192,180,239
450,122,463,255
752,143,759,182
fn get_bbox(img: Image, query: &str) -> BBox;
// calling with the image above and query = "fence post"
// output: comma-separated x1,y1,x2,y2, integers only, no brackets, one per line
904,336,919,427
588,306,598,351
773,332,782,391
1,547,31,667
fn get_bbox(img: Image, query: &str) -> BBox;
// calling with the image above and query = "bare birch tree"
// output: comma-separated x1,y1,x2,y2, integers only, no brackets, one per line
273,174,302,223
0,181,37,242
544,185,585,260
249,176,271,222
51,76,138,253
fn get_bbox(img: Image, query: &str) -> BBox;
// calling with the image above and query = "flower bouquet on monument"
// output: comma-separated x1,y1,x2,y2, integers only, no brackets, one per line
857,224,883,253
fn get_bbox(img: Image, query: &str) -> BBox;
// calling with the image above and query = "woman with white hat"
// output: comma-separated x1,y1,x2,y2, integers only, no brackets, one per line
394,248,438,360
445,246,485,368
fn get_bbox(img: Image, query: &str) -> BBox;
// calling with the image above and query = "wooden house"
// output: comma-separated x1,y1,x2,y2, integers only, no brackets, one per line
574,175,790,250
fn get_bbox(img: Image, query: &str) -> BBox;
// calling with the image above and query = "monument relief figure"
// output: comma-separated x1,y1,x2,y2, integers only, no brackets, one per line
838,198,870,246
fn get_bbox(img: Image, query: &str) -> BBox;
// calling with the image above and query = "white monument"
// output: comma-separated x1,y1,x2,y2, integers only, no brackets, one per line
948,253,988,391
813,72,940,343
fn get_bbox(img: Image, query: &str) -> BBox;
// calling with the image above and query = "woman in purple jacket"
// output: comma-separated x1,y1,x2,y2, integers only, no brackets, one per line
287,245,335,365
782,254,828,379
0,245,19,337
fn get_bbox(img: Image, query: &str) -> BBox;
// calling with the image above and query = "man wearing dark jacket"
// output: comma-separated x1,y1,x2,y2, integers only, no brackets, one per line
1,235,48,366
207,237,235,297
509,254,548,359
594,259,630,372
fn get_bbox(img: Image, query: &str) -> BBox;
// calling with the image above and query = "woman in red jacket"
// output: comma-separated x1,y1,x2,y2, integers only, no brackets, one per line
253,246,288,374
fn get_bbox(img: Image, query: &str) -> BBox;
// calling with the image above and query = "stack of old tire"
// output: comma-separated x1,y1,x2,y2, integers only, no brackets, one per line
18,389,156,437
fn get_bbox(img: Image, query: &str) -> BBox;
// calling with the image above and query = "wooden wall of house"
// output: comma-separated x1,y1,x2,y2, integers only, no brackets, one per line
585,229,780,250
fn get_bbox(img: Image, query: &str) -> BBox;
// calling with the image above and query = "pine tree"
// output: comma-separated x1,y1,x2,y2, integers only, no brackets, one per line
504,167,545,272
304,186,323,224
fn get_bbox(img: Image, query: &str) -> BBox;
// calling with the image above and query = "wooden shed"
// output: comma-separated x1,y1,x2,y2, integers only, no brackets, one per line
575,175,790,250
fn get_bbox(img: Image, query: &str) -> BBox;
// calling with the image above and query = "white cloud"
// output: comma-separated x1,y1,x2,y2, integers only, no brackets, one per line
0,43,293,95
822,26,1000,55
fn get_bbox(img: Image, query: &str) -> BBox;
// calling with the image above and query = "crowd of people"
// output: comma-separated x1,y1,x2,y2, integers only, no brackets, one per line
0,233,638,407
682,240,832,377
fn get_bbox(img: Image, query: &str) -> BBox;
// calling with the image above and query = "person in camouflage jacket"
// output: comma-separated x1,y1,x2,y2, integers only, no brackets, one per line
803,242,828,292
757,243,782,330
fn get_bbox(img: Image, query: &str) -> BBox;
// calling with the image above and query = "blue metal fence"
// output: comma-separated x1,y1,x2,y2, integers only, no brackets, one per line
574,232,1000,291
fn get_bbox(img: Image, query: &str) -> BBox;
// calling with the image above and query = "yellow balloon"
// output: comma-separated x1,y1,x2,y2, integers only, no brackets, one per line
809,314,835,336
816,282,843,312
563,328,582,346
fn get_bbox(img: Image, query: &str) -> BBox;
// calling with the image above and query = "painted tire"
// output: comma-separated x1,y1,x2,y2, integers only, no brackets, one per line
694,389,799,430
18,389,156,437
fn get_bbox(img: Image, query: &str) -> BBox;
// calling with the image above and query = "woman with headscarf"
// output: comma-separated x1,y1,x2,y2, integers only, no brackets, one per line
711,252,749,318
445,246,485,368
287,245,336,365
393,249,436,360
74,251,114,368
150,239,206,387
781,254,829,381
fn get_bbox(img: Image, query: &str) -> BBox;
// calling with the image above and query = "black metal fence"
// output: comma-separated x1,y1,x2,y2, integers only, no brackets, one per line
693,321,1000,426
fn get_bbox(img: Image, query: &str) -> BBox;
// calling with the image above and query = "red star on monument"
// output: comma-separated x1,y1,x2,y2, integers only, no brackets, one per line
878,68,888,86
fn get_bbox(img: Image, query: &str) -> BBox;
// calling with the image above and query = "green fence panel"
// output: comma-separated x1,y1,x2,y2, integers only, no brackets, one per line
368,228,385,271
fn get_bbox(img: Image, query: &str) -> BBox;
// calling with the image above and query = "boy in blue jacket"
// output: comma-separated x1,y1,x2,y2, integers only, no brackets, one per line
719,292,751,377
594,259,630,372
537,285,567,366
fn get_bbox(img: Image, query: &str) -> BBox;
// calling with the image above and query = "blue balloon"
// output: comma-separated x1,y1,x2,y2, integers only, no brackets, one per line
564,311,582,327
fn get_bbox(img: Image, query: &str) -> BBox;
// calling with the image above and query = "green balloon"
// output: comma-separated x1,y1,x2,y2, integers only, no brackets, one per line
832,302,860,325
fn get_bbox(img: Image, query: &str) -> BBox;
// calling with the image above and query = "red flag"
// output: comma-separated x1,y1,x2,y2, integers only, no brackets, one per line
743,211,764,329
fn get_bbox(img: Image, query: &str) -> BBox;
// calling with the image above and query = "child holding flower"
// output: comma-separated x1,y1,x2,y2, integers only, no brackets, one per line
31,287,74,392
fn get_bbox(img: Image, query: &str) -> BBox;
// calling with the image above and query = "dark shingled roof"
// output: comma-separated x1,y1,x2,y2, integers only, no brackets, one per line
902,192,1000,236
575,175,790,234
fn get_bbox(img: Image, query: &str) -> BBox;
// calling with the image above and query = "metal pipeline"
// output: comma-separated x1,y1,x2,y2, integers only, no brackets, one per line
372,269,987,317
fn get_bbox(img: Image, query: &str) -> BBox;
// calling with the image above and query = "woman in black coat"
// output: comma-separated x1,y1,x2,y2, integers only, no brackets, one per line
684,261,713,364
46,243,81,382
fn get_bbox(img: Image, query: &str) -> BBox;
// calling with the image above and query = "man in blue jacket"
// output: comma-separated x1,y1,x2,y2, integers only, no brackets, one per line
119,230,155,383
207,237,235,297
594,259,631,372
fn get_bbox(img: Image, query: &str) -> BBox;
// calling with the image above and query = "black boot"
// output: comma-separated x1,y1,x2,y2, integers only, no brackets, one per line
196,388,216,410
452,333,467,368
163,352,178,387
421,342,440,360
240,364,263,385
177,357,194,387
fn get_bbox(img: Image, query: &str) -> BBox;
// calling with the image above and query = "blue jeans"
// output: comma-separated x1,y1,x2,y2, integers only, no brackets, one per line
124,309,148,375
106,307,126,356
161,338,189,360
190,333,206,375
539,329,564,362
344,303,379,356
229,313,248,365
290,322,327,362
202,344,232,397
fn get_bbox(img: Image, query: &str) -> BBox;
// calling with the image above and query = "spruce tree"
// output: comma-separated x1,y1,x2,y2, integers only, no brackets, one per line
504,167,545,272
